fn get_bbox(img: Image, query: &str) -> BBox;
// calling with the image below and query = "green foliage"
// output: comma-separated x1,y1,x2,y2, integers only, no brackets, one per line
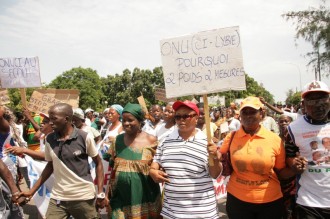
215,74,274,106
101,67,166,109
37,67,274,111
285,89,302,106
7,88,36,112
283,1,330,76
47,67,105,111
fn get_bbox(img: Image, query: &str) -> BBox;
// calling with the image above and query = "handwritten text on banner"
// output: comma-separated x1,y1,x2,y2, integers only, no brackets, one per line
0,57,42,88
160,26,246,98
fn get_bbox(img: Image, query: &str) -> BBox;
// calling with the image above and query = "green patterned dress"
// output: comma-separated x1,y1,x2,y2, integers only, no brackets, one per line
109,133,161,219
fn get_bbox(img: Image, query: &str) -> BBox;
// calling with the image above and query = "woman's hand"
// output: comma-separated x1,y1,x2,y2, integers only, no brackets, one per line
149,168,170,183
207,142,220,160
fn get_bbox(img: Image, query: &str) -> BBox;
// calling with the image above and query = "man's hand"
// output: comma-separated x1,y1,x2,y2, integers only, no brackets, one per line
96,197,108,209
5,146,25,156
11,192,28,206
22,107,33,120
259,97,266,104
289,152,308,174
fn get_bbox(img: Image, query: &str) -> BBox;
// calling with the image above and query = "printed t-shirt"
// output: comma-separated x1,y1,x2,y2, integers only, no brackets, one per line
286,115,330,208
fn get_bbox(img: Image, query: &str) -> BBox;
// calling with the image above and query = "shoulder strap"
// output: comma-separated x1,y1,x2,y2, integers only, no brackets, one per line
228,131,236,163
228,131,236,149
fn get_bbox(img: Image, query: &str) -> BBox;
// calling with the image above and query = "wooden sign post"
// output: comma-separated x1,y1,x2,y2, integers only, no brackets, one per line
160,26,246,166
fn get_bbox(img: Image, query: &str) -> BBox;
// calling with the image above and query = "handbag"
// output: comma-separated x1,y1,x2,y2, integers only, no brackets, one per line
220,131,236,177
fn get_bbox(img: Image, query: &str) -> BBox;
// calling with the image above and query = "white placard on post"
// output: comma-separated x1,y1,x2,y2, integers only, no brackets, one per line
0,57,41,88
160,26,246,98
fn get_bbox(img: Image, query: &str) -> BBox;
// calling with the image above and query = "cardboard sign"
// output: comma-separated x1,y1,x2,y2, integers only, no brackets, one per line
0,57,41,88
154,88,176,103
27,89,79,113
160,26,246,98
137,95,148,115
0,89,10,105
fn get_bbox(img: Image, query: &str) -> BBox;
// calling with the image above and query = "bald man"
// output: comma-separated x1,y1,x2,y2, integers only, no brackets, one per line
23,103,106,219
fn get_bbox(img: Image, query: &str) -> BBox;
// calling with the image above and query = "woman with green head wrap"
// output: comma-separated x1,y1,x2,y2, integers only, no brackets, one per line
106,103,161,219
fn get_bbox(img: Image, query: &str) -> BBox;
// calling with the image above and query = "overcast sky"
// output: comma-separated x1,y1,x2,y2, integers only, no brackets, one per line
0,0,329,103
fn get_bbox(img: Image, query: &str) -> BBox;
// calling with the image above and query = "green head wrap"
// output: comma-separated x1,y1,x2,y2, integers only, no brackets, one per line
123,103,144,122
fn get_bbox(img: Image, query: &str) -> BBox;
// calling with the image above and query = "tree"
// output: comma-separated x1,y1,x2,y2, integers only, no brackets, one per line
6,88,35,112
101,67,167,108
285,89,302,107
48,67,105,110
214,74,274,107
191,74,274,107
283,1,330,76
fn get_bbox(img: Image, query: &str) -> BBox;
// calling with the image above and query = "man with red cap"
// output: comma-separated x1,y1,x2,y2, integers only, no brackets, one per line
285,80,330,218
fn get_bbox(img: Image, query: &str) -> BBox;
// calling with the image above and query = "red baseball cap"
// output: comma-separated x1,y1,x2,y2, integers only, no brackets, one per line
173,100,200,116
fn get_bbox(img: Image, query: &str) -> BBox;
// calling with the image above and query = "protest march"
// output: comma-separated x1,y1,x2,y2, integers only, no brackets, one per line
0,22,329,219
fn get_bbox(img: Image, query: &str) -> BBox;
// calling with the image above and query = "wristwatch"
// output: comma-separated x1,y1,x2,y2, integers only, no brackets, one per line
97,192,105,199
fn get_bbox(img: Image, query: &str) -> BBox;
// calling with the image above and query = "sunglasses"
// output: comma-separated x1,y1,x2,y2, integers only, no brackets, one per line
305,97,329,106
174,114,197,120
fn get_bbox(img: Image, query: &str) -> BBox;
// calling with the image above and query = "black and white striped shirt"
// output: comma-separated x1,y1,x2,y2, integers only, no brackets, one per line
153,129,219,219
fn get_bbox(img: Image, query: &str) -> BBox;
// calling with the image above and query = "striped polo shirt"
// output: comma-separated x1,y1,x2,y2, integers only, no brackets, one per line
153,129,219,219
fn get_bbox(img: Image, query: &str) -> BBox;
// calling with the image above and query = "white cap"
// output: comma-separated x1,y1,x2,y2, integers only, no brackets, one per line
85,108,94,114
302,80,330,98
73,108,85,120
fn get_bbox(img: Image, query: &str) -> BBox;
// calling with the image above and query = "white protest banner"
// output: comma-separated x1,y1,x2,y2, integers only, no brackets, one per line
220,122,229,134
160,26,246,98
0,57,41,88
26,155,54,218
27,89,79,113
213,176,230,200
0,89,10,105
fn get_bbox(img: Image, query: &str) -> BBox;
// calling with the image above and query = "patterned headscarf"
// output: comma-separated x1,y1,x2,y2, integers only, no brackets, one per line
122,103,144,122
110,104,123,116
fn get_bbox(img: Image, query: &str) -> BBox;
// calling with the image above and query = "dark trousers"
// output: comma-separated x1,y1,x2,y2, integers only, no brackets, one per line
296,204,330,219
226,193,284,219
19,166,30,188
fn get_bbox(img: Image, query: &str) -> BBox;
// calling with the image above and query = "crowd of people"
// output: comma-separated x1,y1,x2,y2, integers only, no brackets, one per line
0,79,328,219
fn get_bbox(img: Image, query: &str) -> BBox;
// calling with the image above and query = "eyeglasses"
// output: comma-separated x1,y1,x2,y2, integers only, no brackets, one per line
305,97,329,106
174,114,197,120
